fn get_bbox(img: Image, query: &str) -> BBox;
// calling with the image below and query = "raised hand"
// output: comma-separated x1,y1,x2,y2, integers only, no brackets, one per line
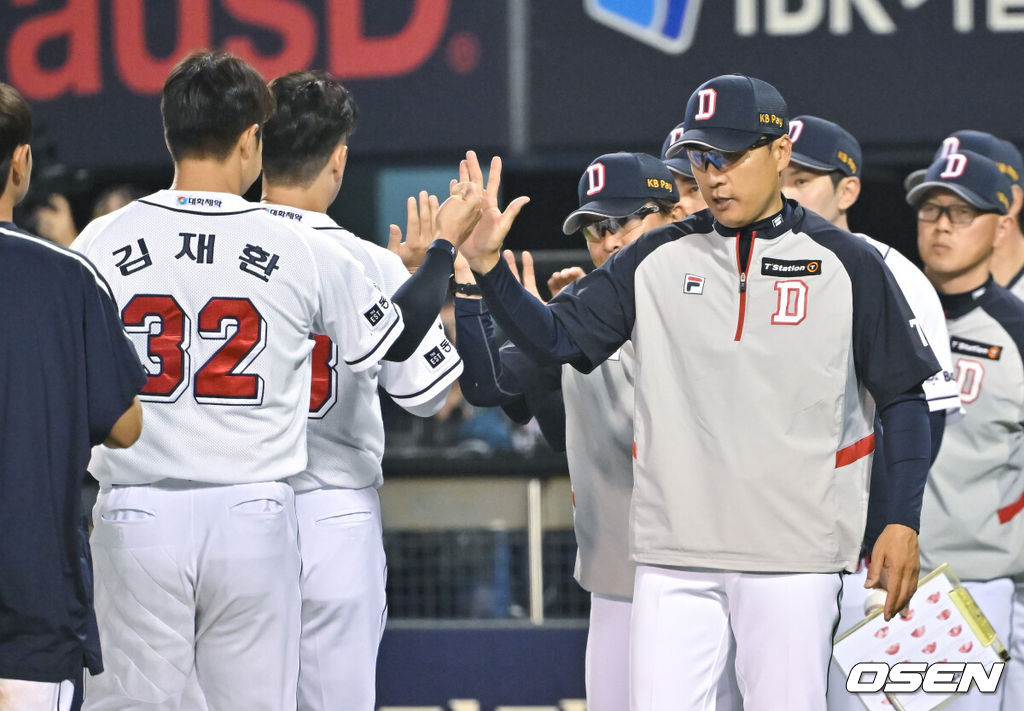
547,266,586,298
437,180,484,249
457,150,530,275
502,249,543,302
387,190,440,273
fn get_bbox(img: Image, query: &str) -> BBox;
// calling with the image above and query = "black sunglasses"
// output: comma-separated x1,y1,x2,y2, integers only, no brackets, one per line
686,136,775,171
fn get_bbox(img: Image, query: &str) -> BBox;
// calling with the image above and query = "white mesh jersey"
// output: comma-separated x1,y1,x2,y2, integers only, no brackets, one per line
262,205,462,491
72,190,403,487
857,234,961,416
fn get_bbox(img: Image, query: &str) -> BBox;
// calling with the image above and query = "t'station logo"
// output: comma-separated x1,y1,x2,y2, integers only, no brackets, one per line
584,0,706,55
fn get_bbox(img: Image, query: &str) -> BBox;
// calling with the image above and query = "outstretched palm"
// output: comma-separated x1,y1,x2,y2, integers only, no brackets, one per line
457,150,530,274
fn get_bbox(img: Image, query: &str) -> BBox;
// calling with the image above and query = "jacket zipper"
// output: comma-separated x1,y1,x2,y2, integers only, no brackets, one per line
734,230,756,341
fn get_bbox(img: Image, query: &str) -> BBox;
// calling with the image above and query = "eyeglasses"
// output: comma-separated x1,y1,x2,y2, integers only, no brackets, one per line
582,205,659,242
686,135,775,172
917,202,985,226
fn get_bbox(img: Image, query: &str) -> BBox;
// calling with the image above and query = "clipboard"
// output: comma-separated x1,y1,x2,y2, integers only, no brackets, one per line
832,564,1009,711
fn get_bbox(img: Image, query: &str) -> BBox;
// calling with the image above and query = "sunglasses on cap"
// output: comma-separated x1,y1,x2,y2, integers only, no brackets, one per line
686,135,775,172
582,204,659,242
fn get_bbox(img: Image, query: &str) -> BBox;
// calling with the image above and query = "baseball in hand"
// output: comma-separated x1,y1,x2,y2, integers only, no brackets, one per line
864,588,887,616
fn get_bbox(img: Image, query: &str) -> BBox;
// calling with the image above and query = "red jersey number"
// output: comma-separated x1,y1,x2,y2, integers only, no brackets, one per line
122,295,190,401
122,295,266,405
194,298,266,404
308,334,338,417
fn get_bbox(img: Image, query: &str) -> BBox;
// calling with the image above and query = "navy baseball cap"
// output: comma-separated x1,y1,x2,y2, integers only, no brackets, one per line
905,130,1024,191
661,123,694,179
666,74,788,156
906,150,1012,215
788,115,861,178
562,152,676,235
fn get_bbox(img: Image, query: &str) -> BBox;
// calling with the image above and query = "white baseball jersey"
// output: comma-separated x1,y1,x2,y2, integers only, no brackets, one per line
72,190,403,487
262,205,462,491
857,234,961,415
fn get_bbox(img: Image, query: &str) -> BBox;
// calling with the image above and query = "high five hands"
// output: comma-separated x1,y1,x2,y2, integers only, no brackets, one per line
455,150,530,275
388,176,485,273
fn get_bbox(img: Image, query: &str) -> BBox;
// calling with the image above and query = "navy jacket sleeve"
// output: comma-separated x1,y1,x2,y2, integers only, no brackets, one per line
81,270,146,446
499,343,567,451
846,240,941,408
863,408,945,552
453,296,568,449
476,238,643,373
454,295,527,407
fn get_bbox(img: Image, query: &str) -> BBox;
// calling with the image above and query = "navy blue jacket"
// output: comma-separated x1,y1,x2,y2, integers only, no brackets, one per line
0,222,146,682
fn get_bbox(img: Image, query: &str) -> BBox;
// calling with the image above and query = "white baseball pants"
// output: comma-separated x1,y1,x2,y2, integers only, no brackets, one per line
586,593,631,711
294,486,387,711
827,567,871,711
0,679,73,711
84,481,301,711
630,565,841,711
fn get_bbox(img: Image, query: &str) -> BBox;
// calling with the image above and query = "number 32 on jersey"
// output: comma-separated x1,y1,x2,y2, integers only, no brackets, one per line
123,294,266,405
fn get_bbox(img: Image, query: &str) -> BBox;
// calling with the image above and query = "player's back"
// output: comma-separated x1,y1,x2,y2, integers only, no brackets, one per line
74,190,397,486
263,205,460,491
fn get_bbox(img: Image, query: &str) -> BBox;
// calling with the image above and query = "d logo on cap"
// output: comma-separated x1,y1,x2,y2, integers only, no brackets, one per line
788,119,804,143
940,153,968,180
694,88,717,121
586,163,606,196
939,136,961,159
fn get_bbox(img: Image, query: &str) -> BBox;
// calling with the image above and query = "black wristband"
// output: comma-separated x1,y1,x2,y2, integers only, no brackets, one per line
451,278,482,297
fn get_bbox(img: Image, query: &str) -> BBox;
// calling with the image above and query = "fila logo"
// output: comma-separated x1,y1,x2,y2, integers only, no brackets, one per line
939,135,961,159
586,162,606,196
788,119,805,143
940,153,968,179
771,280,808,325
694,88,717,120
683,273,705,294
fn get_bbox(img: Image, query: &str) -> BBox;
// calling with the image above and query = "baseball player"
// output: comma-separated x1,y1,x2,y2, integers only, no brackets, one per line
661,121,710,216
458,74,941,710
779,115,962,711
910,150,1024,711
0,83,145,711
906,131,1024,299
71,52,479,711
456,152,684,711
259,70,463,711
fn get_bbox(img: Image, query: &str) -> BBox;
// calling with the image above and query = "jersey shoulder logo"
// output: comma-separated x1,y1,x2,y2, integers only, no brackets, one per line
950,336,1002,360
760,257,822,277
